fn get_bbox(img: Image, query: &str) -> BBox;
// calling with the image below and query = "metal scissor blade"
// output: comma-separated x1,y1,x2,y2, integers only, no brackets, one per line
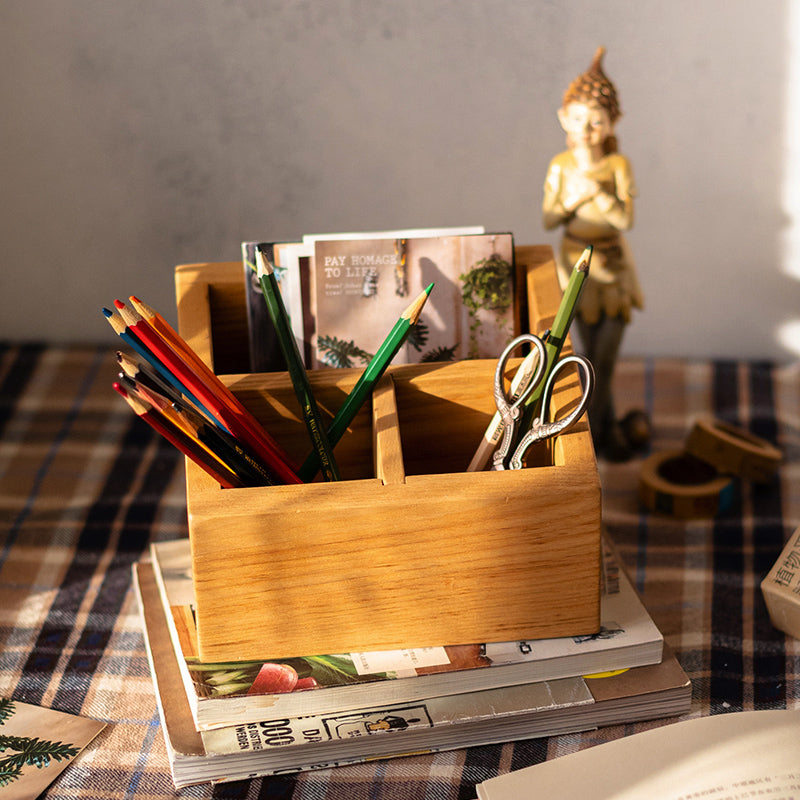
507,355,595,470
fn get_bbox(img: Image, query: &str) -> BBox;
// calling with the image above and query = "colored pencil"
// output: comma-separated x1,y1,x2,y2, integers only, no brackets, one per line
128,295,225,393
298,283,433,482
118,374,246,475
113,382,243,489
517,245,592,432
256,248,341,482
104,308,222,427
170,397,278,487
116,351,192,410
114,300,301,485
117,374,201,441
109,302,295,484
121,369,277,486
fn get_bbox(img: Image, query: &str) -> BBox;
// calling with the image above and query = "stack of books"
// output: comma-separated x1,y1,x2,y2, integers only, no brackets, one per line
133,538,691,788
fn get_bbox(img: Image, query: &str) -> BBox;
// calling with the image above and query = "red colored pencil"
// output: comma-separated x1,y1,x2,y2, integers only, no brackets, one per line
128,295,219,388
113,382,243,489
117,375,232,469
119,374,276,487
114,300,301,485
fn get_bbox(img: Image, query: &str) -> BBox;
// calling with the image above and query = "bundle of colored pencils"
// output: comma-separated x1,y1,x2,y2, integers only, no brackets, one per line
104,296,300,488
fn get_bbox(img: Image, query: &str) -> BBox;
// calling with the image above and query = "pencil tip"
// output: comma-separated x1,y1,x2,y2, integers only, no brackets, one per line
255,247,272,277
405,283,433,323
114,298,126,310
102,307,113,318
577,245,592,273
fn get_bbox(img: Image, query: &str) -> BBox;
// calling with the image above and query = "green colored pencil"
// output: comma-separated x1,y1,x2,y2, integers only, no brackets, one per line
518,245,592,431
298,283,434,482
256,248,341,482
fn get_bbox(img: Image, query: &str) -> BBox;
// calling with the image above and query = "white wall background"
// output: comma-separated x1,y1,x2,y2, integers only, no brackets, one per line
2,0,798,360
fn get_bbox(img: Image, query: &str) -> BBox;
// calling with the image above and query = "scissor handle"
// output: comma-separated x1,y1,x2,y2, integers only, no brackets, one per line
491,334,548,471
508,354,595,470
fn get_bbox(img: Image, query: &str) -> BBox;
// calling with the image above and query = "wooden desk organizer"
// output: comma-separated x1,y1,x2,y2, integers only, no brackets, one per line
175,245,601,662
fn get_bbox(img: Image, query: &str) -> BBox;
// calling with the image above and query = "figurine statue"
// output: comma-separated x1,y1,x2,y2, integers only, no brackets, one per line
542,46,648,460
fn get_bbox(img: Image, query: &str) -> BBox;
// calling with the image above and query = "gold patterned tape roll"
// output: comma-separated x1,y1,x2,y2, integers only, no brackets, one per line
639,449,735,518
685,418,782,483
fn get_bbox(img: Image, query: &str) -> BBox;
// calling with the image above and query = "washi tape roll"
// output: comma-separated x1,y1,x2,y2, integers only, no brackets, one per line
685,418,782,483
639,449,735,518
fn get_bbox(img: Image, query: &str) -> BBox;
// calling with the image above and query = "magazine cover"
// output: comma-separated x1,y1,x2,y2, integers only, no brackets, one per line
311,232,516,368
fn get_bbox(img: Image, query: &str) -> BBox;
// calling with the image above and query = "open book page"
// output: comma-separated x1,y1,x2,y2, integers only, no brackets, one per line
476,709,800,800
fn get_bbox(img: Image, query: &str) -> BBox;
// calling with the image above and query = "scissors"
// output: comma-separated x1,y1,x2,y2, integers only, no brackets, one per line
491,333,594,471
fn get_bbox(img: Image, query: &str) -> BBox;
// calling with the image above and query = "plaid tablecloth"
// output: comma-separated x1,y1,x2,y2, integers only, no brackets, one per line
1,344,799,799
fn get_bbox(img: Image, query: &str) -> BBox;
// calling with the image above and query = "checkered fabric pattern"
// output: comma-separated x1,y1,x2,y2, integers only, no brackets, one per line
1,345,798,798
